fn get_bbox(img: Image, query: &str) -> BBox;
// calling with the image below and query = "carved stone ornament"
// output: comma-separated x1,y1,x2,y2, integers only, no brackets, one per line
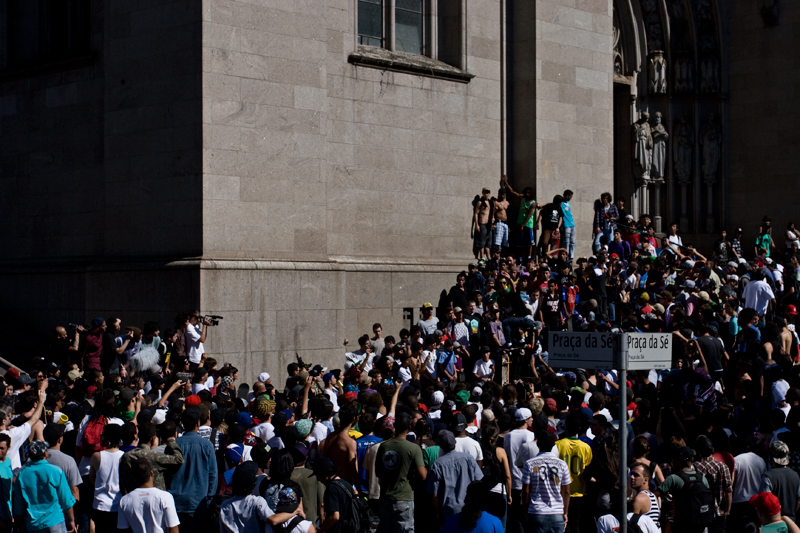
700,113,722,183
649,51,667,94
674,57,693,93
633,111,654,187
650,112,669,182
673,113,693,184
700,56,720,93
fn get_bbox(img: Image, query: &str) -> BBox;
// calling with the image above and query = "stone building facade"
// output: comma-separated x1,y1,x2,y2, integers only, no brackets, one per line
0,0,794,383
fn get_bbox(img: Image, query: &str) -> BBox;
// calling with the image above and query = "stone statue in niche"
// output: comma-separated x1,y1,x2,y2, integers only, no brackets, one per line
762,0,779,26
651,112,669,181
633,111,654,187
674,57,693,93
700,56,720,93
649,52,667,94
700,113,722,183
673,113,693,184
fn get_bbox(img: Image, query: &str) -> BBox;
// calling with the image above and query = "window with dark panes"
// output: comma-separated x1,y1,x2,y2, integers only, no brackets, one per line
395,0,424,55
437,0,462,68
358,0,384,47
2,0,92,71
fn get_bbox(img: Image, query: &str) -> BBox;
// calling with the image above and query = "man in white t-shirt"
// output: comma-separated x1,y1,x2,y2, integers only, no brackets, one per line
417,303,440,336
521,430,571,533
344,335,373,373
505,407,536,533
118,457,180,533
472,347,495,383
453,414,483,466
1,387,46,472
741,270,776,317
185,312,210,365
597,512,660,533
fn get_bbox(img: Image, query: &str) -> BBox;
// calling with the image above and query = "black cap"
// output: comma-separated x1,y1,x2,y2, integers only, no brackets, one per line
312,457,337,479
481,346,491,353
231,461,260,492
677,446,695,461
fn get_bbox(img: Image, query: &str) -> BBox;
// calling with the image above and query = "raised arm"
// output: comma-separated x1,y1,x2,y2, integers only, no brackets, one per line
501,175,522,198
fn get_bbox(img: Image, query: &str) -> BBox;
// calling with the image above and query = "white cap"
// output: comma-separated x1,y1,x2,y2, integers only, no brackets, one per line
258,372,270,383
472,386,483,397
684,260,696,268
515,407,532,421
431,391,445,406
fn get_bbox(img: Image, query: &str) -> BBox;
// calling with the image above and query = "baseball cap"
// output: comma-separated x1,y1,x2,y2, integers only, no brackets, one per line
28,440,48,459
610,253,619,259
455,390,470,407
435,430,456,452
431,391,445,407
515,407,532,421
422,302,433,309
750,492,781,516
225,443,245,465
18,375,35,386
151,409,167,425
67,369,84,381
770,441,790,465
258,372,271,382
729,274,739,282
453,306,463,314
231,461,259,492
681,280,696,289
452,413,467,434
676,446,695,461
323,372,334,383
787,305,799,316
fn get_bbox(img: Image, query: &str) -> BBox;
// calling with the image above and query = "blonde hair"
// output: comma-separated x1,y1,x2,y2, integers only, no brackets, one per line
529,397,544,416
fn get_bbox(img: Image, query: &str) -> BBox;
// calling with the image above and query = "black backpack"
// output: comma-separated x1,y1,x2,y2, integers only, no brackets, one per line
675,471,715,525
333,479,377,533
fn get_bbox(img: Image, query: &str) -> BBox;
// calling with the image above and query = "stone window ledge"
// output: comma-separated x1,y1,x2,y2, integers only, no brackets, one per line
348,45,474,83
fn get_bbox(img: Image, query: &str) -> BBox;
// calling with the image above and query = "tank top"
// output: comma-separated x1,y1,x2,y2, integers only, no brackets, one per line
93,449,124,511
640,489,660,527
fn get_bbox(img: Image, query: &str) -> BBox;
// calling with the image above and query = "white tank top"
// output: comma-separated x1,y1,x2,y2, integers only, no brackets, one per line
93,450,124,511
641,489,660,528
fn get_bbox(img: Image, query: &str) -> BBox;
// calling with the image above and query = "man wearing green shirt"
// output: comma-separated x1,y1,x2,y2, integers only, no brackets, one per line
502,175,540,260
13,440,76,533
376,412,427,533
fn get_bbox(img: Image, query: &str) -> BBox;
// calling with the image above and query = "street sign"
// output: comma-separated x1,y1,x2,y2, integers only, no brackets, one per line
622,332,672,370
548,332,618,369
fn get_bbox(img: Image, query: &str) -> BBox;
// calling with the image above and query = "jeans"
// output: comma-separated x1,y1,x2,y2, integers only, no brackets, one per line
503,316,535,345
527,513,565,533
378,499,415,533
29,523,67,533
563,226,575,259
593,226,614,252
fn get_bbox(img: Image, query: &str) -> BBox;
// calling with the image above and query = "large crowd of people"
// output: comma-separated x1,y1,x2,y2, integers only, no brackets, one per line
3,188,800,533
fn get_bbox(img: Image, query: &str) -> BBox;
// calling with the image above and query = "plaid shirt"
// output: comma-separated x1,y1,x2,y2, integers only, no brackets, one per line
694,456,732,517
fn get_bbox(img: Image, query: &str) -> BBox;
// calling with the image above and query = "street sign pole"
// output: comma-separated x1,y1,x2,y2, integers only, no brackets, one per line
618,332,627,533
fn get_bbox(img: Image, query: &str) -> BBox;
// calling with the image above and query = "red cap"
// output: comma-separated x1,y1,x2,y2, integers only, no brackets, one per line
185,394,201,406
418,404,428,413
344,391,358,403
750,492,781,516
787,305,798,316
5,368,19,380
610,253,620,259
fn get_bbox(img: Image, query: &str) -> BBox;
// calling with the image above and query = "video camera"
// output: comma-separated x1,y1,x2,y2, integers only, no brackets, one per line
201,315,224,326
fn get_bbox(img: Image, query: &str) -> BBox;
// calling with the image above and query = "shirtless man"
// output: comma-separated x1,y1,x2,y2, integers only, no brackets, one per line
502,175,541,260
318,403,359,485
493,186,511,252
473,188,493,260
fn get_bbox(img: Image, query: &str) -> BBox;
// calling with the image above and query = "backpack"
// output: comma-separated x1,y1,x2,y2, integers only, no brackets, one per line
674,471,715,526
333,479,377,533
627,513,644,533
81,416,107,458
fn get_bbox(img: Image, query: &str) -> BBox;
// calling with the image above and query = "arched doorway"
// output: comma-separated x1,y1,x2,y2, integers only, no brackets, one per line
612,0,726,238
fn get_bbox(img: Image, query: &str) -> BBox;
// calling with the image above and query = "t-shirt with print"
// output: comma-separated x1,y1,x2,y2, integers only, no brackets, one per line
540,204,563,231
521,451,571,514
554,437,592,497
376,437,425,501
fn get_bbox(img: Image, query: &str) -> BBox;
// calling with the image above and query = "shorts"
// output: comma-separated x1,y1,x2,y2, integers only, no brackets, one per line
494,220,509,247
521,226,535,245
474,223,491,248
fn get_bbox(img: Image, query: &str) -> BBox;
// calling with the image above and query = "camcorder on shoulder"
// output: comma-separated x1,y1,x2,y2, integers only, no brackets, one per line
201,315,224,326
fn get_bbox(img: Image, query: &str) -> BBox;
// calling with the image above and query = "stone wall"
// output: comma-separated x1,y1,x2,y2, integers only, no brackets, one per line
198,0,503,382
508,0,614,256
728,1,800,239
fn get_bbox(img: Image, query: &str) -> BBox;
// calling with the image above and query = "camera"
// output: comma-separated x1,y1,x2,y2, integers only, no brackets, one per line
201,315,224,326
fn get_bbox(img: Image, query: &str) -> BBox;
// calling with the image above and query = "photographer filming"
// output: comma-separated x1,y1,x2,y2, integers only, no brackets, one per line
186,310,214,370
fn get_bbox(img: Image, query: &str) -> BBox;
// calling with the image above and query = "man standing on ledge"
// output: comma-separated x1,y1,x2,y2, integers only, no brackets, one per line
502,175,540,261
473,187,493,260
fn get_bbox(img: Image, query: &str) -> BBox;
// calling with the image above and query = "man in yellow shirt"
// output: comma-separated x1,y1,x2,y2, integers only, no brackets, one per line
555,413,592,533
